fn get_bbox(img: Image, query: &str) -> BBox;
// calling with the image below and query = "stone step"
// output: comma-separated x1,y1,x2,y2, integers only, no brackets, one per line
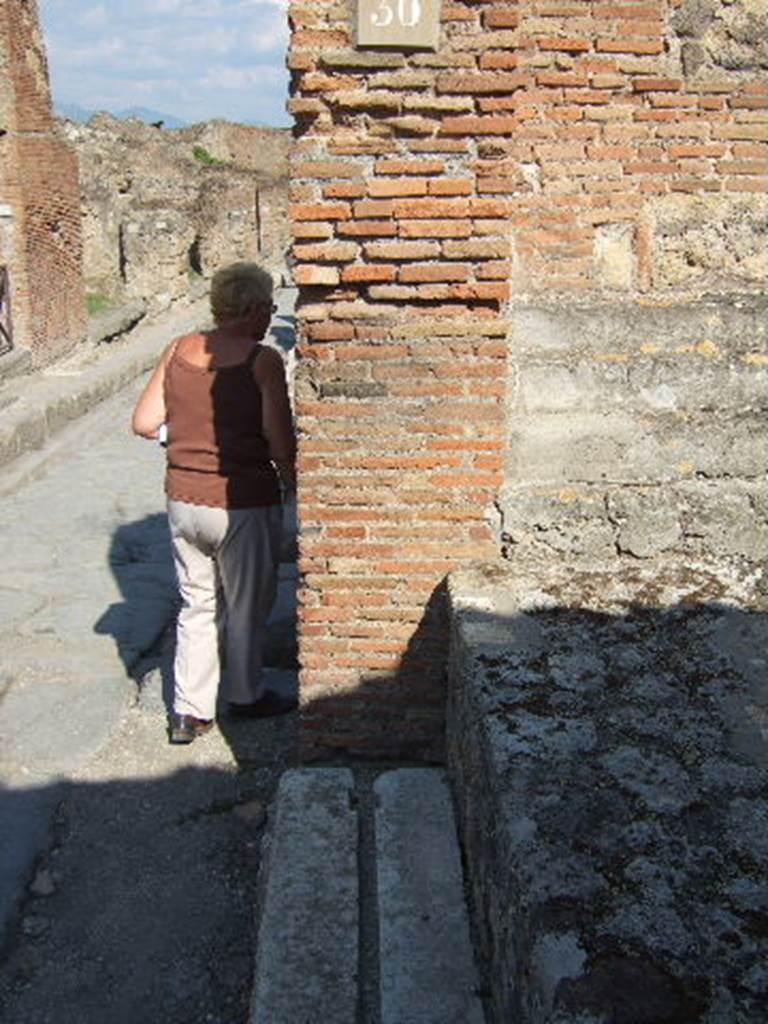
375,769,486,1024
250,767,485,1024
250,769,359,1024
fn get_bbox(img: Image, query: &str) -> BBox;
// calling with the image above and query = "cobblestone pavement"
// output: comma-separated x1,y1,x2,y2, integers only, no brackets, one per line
0,327,298,1023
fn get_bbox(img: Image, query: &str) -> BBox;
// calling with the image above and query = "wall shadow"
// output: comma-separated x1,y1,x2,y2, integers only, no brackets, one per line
3,584,766,1022
0,762,279,1024
299,591,766,1019
443,594,767,1024
299,580,452,764
1,464,302,1019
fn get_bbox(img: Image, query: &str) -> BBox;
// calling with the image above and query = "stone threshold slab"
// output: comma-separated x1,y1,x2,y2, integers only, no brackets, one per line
375,768,485,1024
250,767,485,1024
250,768,359,1023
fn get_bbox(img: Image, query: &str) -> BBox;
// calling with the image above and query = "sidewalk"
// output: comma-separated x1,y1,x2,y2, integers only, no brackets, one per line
0,315,200,946
0,291,488,1024
0,286,297,474
0,292,298,956
0,300,209,472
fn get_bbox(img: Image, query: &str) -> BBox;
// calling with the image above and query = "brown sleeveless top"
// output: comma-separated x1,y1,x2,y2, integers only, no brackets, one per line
164,342,281,508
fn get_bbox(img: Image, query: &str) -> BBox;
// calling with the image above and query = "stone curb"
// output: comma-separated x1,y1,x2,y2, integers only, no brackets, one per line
375,769,485,1024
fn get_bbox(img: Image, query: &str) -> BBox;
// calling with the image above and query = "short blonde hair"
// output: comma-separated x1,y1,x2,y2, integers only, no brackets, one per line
209,261,274,324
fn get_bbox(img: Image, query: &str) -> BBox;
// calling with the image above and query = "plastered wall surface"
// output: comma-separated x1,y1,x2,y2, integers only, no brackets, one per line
0,0,86,364
288,0,767,759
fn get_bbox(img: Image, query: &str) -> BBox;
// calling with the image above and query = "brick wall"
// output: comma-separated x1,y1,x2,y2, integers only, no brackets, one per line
289,0,766,759
0,0,86,363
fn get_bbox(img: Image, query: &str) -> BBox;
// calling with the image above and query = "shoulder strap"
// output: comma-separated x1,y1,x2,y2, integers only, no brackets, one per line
245,342,263,372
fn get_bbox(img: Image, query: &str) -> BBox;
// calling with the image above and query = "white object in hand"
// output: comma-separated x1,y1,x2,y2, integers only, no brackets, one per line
158,423,168,447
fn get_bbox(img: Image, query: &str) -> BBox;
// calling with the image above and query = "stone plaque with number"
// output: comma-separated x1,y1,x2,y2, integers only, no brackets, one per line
357,0,440,50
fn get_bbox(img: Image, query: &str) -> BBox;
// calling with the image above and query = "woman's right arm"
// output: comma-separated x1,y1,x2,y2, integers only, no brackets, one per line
253,346,297,493
131,340,177,439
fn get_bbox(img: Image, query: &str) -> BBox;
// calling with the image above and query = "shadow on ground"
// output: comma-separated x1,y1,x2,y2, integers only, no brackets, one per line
0,760,289,1024
3,493,766,1023
0,500,302,1024
94,500,299,743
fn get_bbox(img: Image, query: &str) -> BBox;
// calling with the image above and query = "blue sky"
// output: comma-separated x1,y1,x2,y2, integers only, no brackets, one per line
39,0,291,126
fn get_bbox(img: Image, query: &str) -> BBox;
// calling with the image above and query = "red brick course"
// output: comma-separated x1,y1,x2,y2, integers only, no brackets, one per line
0,0,86,363
289,0,767,761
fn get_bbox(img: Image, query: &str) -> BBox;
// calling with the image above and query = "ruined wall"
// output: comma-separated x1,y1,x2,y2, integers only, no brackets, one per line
192,121,290,175
447,561,767,1024
61,116,290,314
501,296,767,585
0,0,86,364
288,0,767,759
184,121,291,280
493,0,768,586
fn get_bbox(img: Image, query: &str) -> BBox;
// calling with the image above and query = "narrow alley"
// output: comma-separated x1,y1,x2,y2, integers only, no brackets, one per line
0,302,299,1024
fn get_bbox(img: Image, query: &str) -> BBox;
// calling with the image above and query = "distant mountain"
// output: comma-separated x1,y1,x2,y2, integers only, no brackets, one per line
115,106,188,128
54,100,188,129
55,100,94,123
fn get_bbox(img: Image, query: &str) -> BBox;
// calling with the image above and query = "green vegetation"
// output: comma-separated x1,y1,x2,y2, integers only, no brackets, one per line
192,144,224,166
86,292,112,316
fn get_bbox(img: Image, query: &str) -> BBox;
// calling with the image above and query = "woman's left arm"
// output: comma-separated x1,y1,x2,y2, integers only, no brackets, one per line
131,340,176,439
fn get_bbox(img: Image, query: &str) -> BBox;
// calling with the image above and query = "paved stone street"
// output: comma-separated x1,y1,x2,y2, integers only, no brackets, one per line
0,311,299,1024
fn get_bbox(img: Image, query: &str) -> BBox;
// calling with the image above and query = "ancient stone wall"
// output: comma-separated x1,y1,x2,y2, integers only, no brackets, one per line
183,121,291,280
0,0,86,364
61,116,291,315
501,296,767,584
447,560,767,1024
192,121,290,175
288,0,767,759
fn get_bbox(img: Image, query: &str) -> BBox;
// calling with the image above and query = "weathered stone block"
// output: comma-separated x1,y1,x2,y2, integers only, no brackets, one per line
607,488,682,558
651,194,767,290
320,49,406,70
594,221,635,289
511,299,768,360
506,411,765,484
499,484,617,561
447,560,767,1024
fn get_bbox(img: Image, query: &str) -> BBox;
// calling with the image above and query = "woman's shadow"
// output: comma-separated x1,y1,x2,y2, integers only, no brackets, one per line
94,500,300,766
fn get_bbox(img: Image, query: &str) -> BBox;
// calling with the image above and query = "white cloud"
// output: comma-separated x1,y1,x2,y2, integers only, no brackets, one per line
55,36,126,65
245,22,288,53
38,0,290,126
200,64,284,90
80,4,108,28
141,0,184,13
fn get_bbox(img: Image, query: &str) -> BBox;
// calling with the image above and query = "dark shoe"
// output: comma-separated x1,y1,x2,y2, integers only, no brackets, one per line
169,713,214,744
227,691,298,719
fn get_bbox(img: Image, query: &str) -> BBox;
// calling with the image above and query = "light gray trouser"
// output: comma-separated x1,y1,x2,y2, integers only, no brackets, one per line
168,500,282,720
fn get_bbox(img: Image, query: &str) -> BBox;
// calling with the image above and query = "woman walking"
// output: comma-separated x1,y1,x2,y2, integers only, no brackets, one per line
132,262,297,743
